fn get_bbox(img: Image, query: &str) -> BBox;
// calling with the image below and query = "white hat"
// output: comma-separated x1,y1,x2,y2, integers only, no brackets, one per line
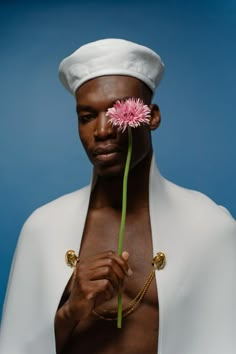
58,38,165,95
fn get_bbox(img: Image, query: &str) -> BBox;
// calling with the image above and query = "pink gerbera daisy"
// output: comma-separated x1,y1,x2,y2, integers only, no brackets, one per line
106,97,151,132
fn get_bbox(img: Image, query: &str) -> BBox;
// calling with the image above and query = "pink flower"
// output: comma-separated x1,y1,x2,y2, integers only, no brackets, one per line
106,98,151,133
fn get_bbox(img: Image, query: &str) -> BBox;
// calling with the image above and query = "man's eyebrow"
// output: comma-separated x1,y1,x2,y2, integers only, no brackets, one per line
110,96,134,105
76,104,95,113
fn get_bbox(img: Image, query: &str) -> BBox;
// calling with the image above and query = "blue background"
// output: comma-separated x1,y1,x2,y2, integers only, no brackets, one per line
0,0,235,319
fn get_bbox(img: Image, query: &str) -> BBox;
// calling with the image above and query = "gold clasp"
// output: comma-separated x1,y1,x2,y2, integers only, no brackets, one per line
152,252,166,270
65,250,79,268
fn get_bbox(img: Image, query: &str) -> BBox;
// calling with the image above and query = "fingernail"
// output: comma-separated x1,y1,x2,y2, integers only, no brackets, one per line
122,251,129,260
127,268,133,276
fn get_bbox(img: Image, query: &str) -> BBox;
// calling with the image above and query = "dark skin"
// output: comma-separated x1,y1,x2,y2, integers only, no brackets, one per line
54,75,161,354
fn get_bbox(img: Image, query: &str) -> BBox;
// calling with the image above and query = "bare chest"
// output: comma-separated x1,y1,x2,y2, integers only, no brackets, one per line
80,207,157,301
59,207,159,354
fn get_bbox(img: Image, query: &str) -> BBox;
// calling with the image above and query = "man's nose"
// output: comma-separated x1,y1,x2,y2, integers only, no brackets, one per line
94,113,116,140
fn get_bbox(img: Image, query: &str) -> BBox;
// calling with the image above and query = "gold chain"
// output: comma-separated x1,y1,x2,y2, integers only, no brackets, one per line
65,251,166,321
92,269,155,321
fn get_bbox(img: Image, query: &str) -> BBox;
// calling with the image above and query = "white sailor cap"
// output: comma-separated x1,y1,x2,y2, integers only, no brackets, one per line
59,38,164,95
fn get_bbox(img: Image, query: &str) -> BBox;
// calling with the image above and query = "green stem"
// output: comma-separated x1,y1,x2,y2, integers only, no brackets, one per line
117,126,133,329
117,292,123,329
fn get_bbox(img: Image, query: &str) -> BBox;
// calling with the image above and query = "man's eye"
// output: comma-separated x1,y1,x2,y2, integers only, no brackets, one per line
78,114,95,123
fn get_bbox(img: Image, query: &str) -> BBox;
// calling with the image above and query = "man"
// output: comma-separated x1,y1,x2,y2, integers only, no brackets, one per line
0,39,235,354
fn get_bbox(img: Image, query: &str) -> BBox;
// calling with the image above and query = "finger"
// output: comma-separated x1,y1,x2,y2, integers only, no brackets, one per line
68,278,115,318
86,279,115,302
111,252,133,276
75,259,122,293
89,263,125,291
109,252,132,275
88,257,127,278
91,267,120,291
78,251,132,279
80,250,115,263
79,251,131,275
122,251,133,276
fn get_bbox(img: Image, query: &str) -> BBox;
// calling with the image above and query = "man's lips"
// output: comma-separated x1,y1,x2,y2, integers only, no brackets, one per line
93,145,122,161
93,145,122,156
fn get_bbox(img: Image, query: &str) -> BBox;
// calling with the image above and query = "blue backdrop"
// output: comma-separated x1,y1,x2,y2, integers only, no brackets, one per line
0,0,235,319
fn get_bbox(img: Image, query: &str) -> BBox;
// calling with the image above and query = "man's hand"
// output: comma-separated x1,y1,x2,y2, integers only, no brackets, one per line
62,250,132,321
55,250,132,353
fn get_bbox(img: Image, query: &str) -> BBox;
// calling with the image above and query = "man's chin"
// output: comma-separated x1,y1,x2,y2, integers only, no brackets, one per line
94,163,125,178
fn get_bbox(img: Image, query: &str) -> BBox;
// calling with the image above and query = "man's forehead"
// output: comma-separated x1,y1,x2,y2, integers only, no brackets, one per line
75,75,144,98
75,76,148,108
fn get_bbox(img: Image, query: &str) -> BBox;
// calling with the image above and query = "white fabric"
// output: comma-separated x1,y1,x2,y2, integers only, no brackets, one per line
0,156,236,354
58,38,164,95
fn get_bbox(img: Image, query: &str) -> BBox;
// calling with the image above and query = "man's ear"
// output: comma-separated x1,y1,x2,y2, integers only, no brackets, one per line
149,104,161,131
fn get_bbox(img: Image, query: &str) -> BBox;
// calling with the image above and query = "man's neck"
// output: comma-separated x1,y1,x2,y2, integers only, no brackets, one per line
89,151,153,211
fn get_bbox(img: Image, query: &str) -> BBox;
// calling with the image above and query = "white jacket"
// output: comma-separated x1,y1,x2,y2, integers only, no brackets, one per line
0,156,235,354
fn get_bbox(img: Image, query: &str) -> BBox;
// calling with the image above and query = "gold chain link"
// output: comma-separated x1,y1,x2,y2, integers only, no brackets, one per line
92,269,155,320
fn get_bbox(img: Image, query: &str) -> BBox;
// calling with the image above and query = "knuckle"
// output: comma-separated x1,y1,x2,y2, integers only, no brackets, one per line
101,279,109,289
106,258,113,266
103,266,111,275
86,292,95,300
